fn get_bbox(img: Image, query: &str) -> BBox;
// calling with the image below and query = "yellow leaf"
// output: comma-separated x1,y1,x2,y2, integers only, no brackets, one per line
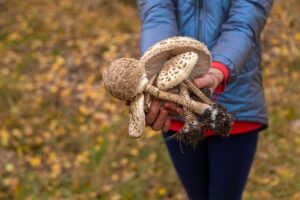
292,192,300,200
5,163,15,172
294,33,300,42
7,32,22,41
158,187,167,196
51,163,62,178
0,129,10,146
29,156,42,168
275,166,295,179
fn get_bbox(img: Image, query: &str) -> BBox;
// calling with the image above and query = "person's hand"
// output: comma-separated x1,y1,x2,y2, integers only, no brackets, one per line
146,99,184,132
193,68,224,93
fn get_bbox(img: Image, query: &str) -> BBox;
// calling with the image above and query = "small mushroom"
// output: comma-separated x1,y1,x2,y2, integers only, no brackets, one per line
156,52,198,90
154,52,208,138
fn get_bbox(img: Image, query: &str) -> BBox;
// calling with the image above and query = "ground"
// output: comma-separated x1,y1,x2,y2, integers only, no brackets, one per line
0,0,300,199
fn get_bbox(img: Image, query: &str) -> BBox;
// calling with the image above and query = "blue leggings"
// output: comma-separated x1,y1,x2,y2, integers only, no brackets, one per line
163,131,259,200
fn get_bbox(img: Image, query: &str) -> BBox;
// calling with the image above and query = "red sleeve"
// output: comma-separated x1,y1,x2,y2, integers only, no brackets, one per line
211,61,229,93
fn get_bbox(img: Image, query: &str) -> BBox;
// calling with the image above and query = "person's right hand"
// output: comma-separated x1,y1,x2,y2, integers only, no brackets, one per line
146,99,183,132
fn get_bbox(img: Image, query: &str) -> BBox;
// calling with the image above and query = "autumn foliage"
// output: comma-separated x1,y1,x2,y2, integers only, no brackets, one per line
0,0,300,199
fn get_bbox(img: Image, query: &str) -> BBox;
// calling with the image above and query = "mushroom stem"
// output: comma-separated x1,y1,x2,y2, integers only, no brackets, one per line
144,74,158,113
178,83,204,135
175,83,206,147
145,84,210,114
184,79,213,105
179,83,199,125
129,94,145,138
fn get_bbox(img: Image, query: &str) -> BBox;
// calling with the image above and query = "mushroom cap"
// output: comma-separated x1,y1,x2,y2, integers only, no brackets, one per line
102,58,148,101
156,52,198,90
141,36,211,80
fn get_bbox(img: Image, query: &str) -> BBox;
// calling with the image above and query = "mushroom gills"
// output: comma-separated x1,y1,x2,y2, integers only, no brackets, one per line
157,52,198,90
129,94,145,138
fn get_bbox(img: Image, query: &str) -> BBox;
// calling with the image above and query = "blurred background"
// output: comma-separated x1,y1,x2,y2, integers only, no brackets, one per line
0,0,300,199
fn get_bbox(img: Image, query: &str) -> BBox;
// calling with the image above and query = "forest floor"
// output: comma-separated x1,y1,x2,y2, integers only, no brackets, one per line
0,0,300,199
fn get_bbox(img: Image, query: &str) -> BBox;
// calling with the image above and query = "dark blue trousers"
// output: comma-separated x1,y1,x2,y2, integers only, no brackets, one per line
163,131,259,200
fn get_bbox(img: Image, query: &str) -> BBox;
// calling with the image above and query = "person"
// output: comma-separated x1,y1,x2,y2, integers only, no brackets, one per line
137,0,274,199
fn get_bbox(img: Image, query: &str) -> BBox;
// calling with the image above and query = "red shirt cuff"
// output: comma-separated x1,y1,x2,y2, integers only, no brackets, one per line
211,61,229,93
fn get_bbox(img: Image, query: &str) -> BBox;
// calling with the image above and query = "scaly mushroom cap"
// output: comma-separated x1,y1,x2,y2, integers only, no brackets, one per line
102,58,148,101
157,52,198,90
141,36,211,80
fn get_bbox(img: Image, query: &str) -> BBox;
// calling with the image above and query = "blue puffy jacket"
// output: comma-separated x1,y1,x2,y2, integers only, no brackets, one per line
137,0,273,126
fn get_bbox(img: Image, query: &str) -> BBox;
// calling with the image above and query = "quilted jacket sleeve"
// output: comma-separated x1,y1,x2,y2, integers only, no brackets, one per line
211,0,273,82
137,0,178,55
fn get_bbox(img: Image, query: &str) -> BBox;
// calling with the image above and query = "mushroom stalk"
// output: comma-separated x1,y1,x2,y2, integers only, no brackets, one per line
178,83,203,134
144,74,157,113
144,84,210,115
184,79,212,105
129,94,145,138
172,84,205,147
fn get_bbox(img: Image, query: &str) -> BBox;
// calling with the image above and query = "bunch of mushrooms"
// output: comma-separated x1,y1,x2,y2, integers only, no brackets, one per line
103,36,233,146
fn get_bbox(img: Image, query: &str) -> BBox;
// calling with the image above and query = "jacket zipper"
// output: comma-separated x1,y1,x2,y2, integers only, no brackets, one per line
196,0,204,41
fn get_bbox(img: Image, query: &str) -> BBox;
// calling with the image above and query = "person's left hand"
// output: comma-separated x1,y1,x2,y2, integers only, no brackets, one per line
145,100,184,132
193,68,224,94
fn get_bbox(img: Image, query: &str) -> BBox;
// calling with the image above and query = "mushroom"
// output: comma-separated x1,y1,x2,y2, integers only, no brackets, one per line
140,37,213,136
153,51,207,138
102,58,212,137
141,36,211,81
156,52,198,90
156,55,233,138
141,36,233,139
141,36,213,103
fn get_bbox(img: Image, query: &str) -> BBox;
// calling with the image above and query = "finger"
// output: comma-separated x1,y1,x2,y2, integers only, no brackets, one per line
163,102,178,112
152,108,168,131
145,100,161,125
163,117,171,132
164,102,184,116
165,108,178,116
193,75,214,89
176,107,184,116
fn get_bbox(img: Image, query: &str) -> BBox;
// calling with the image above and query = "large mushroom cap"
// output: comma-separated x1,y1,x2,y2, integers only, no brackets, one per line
141,36,211,80
102,58,148,101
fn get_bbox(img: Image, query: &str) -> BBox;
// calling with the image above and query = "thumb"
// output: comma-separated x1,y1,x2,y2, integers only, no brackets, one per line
193,75,214,89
